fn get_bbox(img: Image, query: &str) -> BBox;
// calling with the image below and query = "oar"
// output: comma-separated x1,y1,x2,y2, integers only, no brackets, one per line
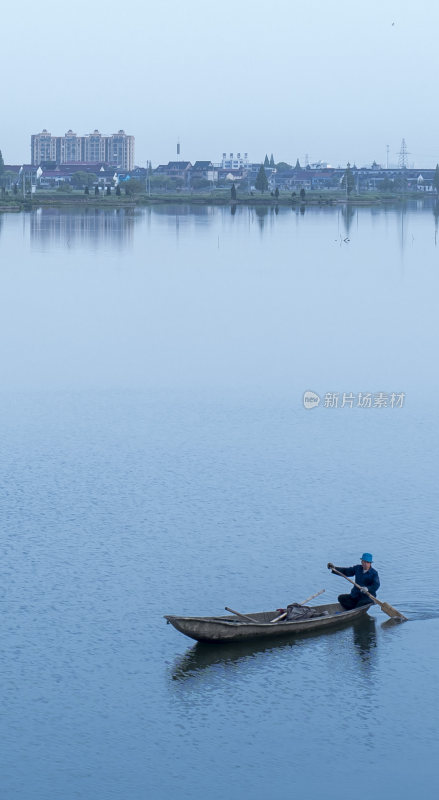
224,607,259,623
270,589,326,623
330,566,407,621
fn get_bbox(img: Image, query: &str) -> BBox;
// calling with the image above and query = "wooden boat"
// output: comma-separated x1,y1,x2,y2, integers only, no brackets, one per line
164,601,370,643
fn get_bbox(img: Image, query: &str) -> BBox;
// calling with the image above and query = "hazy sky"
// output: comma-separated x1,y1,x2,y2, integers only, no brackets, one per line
1,0,438,168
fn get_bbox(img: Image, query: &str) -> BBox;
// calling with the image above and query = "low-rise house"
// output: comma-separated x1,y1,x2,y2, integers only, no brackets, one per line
274,166,335,192
354,167,436,193
129,167,148,180
38,163,118,188
274,169,312,191
38,169,66,187
216,167,247,183
155,161,192,185
191,161,218,183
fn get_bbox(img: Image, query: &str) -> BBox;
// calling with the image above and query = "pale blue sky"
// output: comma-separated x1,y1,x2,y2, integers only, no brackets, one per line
1,0,438,168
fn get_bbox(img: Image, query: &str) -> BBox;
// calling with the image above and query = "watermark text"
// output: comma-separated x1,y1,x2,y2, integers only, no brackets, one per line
303,391,405,409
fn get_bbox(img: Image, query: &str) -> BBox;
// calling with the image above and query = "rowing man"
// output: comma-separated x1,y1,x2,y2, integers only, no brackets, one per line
327,553,380,610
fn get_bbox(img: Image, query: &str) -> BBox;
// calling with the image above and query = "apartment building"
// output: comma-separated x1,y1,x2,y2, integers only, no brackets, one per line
31,129,135,170
221,152,249,169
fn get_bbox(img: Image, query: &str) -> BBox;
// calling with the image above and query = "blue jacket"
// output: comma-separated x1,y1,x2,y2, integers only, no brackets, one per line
336,565,380,598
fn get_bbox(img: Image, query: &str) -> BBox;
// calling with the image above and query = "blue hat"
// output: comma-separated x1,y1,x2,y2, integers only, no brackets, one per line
361,552,373,562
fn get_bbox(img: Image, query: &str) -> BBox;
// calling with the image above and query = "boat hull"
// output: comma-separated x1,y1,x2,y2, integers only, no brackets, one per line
164,602,370,643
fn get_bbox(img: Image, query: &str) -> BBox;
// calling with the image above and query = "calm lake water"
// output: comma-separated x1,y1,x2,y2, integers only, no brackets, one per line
0,203,438,799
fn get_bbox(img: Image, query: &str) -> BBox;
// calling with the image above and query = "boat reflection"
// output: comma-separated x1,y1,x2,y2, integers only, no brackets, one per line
171,615,377,682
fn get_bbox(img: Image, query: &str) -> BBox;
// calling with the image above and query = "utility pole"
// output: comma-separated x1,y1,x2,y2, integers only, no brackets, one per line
398,139,409,169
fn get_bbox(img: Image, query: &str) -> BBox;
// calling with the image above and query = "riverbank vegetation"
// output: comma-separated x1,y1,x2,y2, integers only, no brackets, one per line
1,185,437,211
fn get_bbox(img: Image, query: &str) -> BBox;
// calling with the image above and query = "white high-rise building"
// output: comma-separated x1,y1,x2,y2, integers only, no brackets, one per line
31,129,135,170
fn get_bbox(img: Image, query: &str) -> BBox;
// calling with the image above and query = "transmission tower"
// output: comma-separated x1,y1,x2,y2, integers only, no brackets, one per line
398,138,409,168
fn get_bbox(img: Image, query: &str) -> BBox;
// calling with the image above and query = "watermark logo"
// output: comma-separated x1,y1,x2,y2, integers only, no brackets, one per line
303,391,405,409
303,391,321,409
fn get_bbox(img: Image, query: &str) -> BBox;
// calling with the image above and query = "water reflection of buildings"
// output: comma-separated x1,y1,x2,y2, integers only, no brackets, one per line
341,203,355,236
29,207,137,249
152,204,216,219
433,201,439,245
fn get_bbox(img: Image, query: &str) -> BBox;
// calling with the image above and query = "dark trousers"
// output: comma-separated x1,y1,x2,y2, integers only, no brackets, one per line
338,593,373,610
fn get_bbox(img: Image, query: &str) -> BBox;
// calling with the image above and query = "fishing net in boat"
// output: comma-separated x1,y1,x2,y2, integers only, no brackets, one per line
286,603,329,621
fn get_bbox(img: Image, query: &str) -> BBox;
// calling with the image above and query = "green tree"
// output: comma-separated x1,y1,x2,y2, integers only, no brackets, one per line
148,174,183,191
148,174,167,190
274,187,279,198
269,154,275,167
394,172,408,194
56,182,72,192
433,164,439,194
71,171,97,188
190,177,210,190
106,185,111,195
255,165,269,193
341,162,355,195
231,182,237,200
300,188,306,201
84,186,89,195
379,176,394,193
276,162,291,171
124,178,145,195
116,185,121,196
295,158,301,170
163,177,184,191
264,154,269,167
94,185,99,195
1,170,16,190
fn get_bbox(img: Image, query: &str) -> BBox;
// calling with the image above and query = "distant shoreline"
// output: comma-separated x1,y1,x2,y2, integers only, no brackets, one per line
0,190,434,213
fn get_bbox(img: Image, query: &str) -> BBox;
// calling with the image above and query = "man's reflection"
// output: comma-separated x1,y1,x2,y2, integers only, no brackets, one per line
352,615,377,666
